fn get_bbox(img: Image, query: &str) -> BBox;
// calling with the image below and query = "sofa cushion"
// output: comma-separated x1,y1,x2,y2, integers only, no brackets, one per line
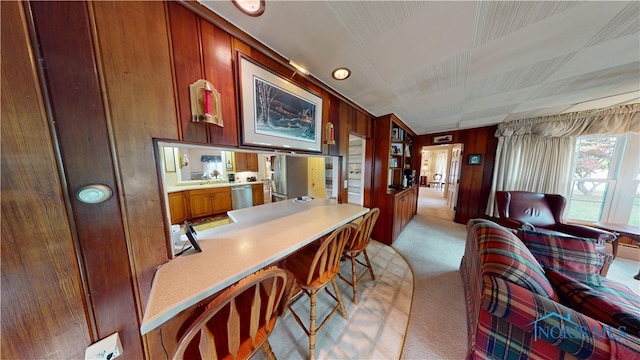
474,221,555,299
518,229,603,286
547,269,640,338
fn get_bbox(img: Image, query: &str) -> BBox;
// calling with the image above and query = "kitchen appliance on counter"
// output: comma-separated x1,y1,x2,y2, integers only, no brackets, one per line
228,173,235,183
272,154,308,202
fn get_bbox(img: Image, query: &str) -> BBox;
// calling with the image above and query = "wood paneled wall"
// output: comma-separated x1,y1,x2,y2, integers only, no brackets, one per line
2,1,377,359
415,126,498,225
1,2,91,358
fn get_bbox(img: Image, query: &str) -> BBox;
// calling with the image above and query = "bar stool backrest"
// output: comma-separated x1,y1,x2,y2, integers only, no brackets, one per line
305,224,352,287
173,267,287,360
347,208,380,252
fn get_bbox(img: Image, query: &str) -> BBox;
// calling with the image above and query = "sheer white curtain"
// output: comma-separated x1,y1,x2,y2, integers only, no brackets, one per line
486,104,640,216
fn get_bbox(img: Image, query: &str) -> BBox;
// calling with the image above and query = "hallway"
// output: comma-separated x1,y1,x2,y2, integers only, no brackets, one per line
417,186,454,221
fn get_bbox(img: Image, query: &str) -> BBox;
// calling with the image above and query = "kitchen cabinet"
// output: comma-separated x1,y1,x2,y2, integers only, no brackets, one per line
252,184,264,206
234,152,258,172
392,186,417,239
187,187,232,220
372,114,418,245
168,191,189,224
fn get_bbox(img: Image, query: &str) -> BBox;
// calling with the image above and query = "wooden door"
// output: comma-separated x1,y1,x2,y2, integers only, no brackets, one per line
252,184,264,205
447,145,462,216
211,188,232,213
189,190,214,218
168,191,189,224
308,157,327,199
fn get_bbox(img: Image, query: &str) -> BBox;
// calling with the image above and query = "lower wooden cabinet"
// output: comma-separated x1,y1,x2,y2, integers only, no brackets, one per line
168,191,189,225
168,187,232,224
372,185,418,245
393,186,417,239
252,184,264,206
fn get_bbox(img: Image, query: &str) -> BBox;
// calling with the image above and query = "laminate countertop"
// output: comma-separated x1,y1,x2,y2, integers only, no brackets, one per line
140,198,369,334
166,180,264,193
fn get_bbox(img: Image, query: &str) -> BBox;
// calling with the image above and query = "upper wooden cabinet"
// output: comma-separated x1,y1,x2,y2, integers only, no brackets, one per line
167,2,238,146
234,152,258,172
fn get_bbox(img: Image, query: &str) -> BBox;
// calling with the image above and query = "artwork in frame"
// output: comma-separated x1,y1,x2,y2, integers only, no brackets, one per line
433,134,453,144
468,154,482,165
237,53,323,152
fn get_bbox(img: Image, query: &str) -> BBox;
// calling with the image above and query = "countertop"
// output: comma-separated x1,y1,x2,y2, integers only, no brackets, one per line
167,180,264,193
140,198,369,334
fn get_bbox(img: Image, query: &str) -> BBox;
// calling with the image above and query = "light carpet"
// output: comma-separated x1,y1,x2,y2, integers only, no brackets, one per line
393,213,468,360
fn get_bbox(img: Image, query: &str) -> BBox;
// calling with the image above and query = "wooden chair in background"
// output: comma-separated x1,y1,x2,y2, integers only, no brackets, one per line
338,208,380,304
172,267,287,360
284,224,352,360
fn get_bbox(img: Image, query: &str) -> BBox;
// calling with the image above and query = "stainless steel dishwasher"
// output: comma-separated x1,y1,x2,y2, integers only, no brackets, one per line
231,185,253,209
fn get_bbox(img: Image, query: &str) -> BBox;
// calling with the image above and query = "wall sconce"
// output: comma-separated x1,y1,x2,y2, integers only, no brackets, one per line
325,122,335,145
189,79,223,127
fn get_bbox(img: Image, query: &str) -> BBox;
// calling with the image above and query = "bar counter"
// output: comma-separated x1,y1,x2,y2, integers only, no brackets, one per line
140,198,369,334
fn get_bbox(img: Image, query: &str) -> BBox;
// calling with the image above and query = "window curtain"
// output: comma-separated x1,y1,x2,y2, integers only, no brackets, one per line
486,103,639,216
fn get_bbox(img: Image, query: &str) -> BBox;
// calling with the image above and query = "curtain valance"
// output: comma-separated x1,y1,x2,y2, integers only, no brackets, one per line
495,103,639,138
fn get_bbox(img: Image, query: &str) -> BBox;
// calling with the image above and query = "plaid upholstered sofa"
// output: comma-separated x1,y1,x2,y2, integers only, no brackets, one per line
460,218,640,359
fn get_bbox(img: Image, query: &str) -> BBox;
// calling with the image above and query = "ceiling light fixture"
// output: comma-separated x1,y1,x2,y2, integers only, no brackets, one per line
232,0,265,16
332,67,351,80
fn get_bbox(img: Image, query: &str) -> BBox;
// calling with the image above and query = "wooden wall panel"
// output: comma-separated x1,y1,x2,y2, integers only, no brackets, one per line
30,3,141,355
1,2,90,358
167,1,207,143
201,22,238,146
91,2,179,358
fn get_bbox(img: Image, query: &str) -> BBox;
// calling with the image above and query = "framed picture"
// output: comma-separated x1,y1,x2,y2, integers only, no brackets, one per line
433,134,453,144
468,154,482,165
183,221,202,253
237,53,323,152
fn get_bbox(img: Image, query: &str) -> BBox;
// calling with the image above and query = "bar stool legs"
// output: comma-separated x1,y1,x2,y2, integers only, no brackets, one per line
284,224,352,360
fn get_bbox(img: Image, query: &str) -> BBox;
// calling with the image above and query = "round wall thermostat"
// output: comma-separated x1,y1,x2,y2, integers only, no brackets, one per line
76,184,113,204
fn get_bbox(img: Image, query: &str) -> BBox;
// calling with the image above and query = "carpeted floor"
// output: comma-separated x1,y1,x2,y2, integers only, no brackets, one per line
394,187,639,359
393,204,468,359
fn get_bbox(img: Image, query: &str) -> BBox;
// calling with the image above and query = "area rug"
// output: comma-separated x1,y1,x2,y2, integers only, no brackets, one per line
254,240,414,359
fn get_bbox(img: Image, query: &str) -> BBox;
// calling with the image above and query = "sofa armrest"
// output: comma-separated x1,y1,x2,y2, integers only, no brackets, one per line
488,217,530,231
554,223,617,243
481,275,621,358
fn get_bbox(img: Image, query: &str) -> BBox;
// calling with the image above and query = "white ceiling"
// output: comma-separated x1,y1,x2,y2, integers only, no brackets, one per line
199,1,640,135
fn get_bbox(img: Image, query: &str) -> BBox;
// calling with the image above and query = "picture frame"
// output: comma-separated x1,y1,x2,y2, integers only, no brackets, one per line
468,154,482,165
433,134,453,144
183,221,202,253
237,53,323,152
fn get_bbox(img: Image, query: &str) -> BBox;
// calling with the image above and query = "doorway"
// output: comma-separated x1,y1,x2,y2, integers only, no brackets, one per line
348,134,365,205
418,144,463,220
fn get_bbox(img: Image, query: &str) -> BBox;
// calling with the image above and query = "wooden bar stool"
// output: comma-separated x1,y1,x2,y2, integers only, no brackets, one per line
284,224,352,360
172,267,287,360
338,208,379,304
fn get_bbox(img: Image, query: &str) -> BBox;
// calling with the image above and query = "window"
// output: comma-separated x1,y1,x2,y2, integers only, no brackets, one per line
566,133,640,226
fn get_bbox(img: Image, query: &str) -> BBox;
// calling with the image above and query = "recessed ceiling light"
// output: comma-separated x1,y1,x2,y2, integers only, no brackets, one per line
332,67,351,80
232,0,265,16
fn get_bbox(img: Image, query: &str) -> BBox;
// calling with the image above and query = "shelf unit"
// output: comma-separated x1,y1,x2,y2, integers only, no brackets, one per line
372,114,418,245
388,122,413,189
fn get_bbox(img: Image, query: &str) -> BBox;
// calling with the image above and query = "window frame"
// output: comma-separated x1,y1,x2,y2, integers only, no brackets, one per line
566,133,639,226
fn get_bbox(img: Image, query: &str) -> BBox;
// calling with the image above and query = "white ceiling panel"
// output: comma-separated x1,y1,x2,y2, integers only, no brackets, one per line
198,0,639,135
